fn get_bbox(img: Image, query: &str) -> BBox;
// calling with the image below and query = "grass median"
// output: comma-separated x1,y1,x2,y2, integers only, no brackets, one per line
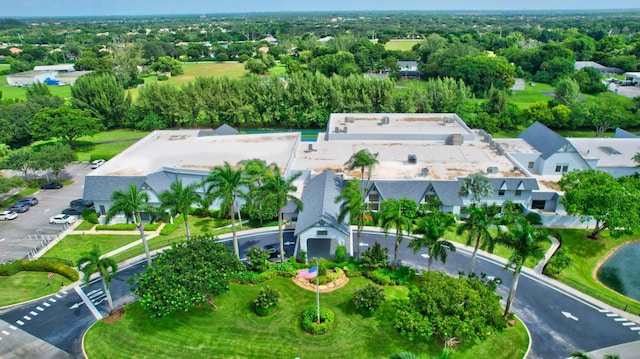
0,271,71,307
42,234,140,264
84,276,528,359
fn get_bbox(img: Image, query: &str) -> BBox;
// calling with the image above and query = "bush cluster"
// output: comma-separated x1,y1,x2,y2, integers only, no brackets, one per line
157,74,169,81
301,306,335,335
82,209,99,224
246,247,270,273
334,245,347,262
316,267,344,285
0,259,79,281
89,153,116,161
254,285,280,316
353,283,386,317
365,266,416,285
360,242,389,269
96,223,136,231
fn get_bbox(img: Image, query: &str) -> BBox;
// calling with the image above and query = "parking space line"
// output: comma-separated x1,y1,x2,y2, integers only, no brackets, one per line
29,311,37,316
9,325,17,330
16,320,24,326
23,316,31,321
42,302,50,307
1,330,9,335
36,307,44,311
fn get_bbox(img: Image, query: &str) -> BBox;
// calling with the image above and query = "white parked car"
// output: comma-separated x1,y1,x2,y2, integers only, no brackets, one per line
0,210,18,221
49,214,78,224
91,159,106,169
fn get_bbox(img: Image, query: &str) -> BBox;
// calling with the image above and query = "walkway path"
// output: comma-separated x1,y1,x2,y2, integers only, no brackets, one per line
533,235,560,274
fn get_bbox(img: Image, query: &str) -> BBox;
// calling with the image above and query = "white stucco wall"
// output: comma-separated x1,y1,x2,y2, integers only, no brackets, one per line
298,225,352,257
540,152,586,175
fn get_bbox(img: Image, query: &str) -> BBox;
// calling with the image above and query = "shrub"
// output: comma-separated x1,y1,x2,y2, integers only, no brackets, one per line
246,247,270,273
254,285,280,316
157,74,169,81
96,223,136,231
301,306,335,335
353,284,386,317
316,267,344,285
360,242,389,269
343,261,363,277
298,250,307,263
0,258,79,281
334,245,347,262
82,209,99,224
317,259,328,276
525,211,542,225
545,247,572,275
144,222,161,231
366,269,392,285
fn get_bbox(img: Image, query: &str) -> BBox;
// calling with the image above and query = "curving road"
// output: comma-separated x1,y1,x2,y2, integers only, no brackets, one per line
0,229,638,358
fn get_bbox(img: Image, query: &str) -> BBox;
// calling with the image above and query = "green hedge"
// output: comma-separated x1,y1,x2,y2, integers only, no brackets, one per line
301,307,335,335
0,258,79,281
96,222,161,231
89,153,116,161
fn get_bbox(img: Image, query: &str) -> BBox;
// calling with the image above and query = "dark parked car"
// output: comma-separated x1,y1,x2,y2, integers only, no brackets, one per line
8,202,30,213
16,196,38,206
41,181,63,190
69,199,95,209
263,244,282,261
61,206,87,216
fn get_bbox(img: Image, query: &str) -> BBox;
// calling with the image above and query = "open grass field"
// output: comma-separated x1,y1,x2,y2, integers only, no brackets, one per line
0,271,71,307
73,129,150,162
509,82,555,109
42,234,140,264
0,74,72,100
546,229,640,314
84,276,528,359
385,40,421,51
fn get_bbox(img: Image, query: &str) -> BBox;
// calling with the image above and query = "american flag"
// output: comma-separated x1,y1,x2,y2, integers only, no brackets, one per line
297,265,318,279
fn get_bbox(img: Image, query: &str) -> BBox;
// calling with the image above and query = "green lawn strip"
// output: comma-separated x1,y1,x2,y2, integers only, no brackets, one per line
84,276,527,359
0,271,71,307
42,234,140,264
76,129,150,143
0,76,72,100
74,140,141,162
547,229,640,314
509,82,555,109
74,221,96,231
385,40,420,51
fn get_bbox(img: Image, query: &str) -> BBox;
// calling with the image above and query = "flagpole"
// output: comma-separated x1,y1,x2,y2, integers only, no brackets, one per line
316,259,320,324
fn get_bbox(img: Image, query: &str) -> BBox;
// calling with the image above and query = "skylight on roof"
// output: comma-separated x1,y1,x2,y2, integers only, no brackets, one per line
599,146,622,155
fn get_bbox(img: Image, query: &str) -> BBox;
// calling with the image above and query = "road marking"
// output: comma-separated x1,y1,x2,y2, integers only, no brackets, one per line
9,326,17,331
420,254,430,259
88,290,104,299
284,241,295,245
62,290,68,295
1,330,9,335
15,320,24,326
36,307,44,311
359,243,369,247
622,322,636,326
29,311,37,316
598,309,610,313
55,294,62,298
23,316,31,321
74,286,103,320
606,313,618,317
561,311,579,321
42,302,50,307
49,298,56,303
70,302,85,310
0,239,5,242
630,327,640,331
614,318,627,321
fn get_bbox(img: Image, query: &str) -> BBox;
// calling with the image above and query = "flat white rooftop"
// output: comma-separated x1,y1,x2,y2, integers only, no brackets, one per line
567,137,640,168
494,138,539,154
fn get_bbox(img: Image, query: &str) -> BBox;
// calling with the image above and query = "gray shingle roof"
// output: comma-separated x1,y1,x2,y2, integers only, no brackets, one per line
430,181,463,206
519,121,573,159
294,171,349,236
213,124,238,136
531,191,559,201
365,180,463,207
83,176,146,201
487,177,539,191
614,128,638,138
144,171,174,195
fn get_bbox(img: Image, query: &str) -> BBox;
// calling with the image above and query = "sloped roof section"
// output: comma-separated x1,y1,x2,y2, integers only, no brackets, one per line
519,121,572,159
614,128,638,138
295,171,349,236
212,124,238,136
144,171,174,195
368,180,430,203
430,181,463,206
488,177,539,191
83,176,146,201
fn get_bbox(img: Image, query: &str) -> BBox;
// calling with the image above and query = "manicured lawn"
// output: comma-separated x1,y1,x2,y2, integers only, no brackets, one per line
0,74,72,100
42,234,140,264
74,140,141,162
71,129,149,162
84,276,528,359
546,229,640,314
385,40,420,51
509,82,555,109
0,271,71,307
76,129,150,143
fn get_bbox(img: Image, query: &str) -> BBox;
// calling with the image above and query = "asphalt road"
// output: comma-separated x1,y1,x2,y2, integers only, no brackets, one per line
1,230,638,358
0,163,92,263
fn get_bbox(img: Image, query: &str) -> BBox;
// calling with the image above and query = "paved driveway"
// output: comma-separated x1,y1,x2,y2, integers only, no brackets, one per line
0,163,92,263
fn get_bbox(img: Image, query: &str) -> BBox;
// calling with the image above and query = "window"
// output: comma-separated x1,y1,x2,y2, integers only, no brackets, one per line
515,189,522,196
316,230,328,236
368,194,379,202
369,203,379,211
424,194,436,202
531,200,546,210
368,193,380,211
555,164,569,173
498,190,505,196
527,161,534,169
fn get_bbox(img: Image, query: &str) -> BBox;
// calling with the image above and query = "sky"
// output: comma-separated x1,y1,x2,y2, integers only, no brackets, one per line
4,0,640,17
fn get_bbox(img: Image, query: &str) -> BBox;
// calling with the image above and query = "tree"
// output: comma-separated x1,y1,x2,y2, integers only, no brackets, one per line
336,180,367,260
76,245,117,313
409,211,455,270
159,179,200,240
105,183,156,266
559,169,640,239
150,56,183,75
204,162,249,259
345,149,379,182
130,236,243,317
30,142,76,180
31,106,102,149
378,198,415,266
456,204,499,274
570,93,635,137
499,215,546,317
460,173,493,204
450,55,515,95
1,148,32,179
258,166,302,262
554,78,581,107
71,71,132,129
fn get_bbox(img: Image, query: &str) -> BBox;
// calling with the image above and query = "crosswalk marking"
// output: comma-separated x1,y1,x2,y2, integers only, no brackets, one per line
36,306,44,311
1,330,9,335
29,311,38,316
55,294,62,298
630,327,640,331
16,320,24,326
598,309,610,313
606,313,618,317
43,302,50,307
23,315,31,321
623,322,636,326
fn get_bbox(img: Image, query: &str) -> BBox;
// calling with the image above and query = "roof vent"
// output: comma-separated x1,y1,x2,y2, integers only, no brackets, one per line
446,134,464,145
444,117,454,124
487,166,499,174
408,154,417,164
381,116,390,125
345,116,355,123
421,167,429,176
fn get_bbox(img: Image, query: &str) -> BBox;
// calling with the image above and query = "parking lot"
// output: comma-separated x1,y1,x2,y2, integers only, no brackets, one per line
0,162,92,263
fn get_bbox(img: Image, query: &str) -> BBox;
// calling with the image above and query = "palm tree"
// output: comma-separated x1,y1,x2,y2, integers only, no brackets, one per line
378,199,414,266
159,179,200,240
240,158,273,226
336,180,367,260
634,152,640,166
460,173,493,204
76,245,117,313
204,162,249,259
409,212,456,270
499,215,546,317
258,165,302,262
345,149,379,181
105,182,156,266
456,203,499,274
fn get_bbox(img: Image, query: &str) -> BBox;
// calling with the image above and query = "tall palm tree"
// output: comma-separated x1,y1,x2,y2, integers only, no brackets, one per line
105,182,156,266
258,165,302,262
336,180,367,260
240,158,273,226
204,162,249,259
499,215,546,317
159,179,200,240
345,149,379,181
378,198,414,266
456,203,499,274
409,212,456,270
76,245,117,313
460,173,493,204
633,152,640,167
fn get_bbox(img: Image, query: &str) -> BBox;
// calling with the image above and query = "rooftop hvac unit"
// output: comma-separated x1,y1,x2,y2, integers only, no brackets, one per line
487,166,499,174
345,116,355,123
446,134,464,145
381,116,390,125
408,154,417,164
421,167,429,176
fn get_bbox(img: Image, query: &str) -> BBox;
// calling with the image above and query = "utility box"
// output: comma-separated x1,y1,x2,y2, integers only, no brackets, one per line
446,134,464,145
487,166,499,174
408,154,417,164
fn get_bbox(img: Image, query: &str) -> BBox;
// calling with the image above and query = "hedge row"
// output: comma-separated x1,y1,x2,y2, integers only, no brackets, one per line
0,258,79,281
96,222,161,231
